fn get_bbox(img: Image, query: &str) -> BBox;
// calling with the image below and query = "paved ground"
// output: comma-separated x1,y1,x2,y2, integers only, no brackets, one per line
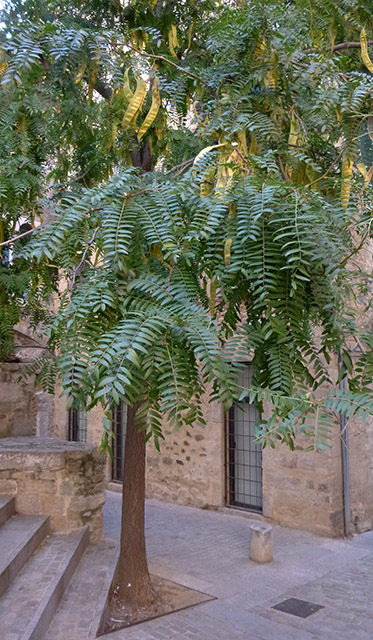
101,491,373,640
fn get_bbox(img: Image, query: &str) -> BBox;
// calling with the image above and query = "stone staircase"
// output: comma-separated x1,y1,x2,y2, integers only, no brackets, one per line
0,495,90,640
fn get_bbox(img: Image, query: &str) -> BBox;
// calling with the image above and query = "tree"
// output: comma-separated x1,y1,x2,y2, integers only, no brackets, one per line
1,0,372,613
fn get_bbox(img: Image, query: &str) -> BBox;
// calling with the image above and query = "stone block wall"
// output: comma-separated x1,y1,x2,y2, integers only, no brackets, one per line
0,364,38,438
262,434,344,537
0,437,107,541
145,399,225,509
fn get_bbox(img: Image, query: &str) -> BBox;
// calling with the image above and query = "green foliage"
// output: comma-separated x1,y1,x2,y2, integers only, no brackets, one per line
0,0,372,447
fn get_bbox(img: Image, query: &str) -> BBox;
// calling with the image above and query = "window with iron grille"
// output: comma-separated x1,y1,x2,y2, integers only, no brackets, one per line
68,406,88,443
226,364,263,512
111,401,127,482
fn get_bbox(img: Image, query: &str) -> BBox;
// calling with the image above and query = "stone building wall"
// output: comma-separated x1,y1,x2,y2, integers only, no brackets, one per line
349,414,373,533
145,397,225,509
0,364,38,438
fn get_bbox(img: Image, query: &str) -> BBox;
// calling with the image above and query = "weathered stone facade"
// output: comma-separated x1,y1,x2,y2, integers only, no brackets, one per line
1,328,372,539
145,398,225,509
0,437,106,541
0,364,38,438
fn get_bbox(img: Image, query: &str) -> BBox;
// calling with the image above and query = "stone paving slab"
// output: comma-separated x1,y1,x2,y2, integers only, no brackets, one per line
101,492,373,640
39,491,373,640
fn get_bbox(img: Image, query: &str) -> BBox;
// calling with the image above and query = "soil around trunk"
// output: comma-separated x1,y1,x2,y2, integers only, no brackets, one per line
99,575,214,635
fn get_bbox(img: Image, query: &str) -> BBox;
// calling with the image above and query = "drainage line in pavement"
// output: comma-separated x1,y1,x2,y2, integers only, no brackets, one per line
338,350,351,537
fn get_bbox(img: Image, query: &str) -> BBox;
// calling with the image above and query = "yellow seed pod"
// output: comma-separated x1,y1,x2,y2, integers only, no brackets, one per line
237,129,248,157
209,278,217,316
224,238,232,266
109,122,118,149
168,25,177,58
255,35,266,59
172,24,180,48
228,203,236,219
329,21,338,51
186,21,194,53
121,78,147,129
340,155,354,208
360,28,373,73
249,134,258,155
0,48,7,75
357,162,367,179
288,109,299,148
123,69,134,102
75,63,86,84
200,165,216,197
193,143,227,167
138,77,161,140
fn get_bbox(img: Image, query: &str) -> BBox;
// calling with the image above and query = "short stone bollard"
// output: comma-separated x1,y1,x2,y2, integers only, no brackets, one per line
249,523,273,563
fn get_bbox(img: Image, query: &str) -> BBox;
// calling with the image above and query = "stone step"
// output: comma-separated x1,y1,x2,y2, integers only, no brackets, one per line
44,539,118,640
0,495,16,528
0,526,89,640
0,514,50,599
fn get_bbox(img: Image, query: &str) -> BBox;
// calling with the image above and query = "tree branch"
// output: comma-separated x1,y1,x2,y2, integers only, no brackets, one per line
69,226,100,291
302,41,373,55
0,227,37,248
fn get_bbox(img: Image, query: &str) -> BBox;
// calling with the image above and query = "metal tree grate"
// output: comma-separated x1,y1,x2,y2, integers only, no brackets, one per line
272,598,325,618
226,364,262,511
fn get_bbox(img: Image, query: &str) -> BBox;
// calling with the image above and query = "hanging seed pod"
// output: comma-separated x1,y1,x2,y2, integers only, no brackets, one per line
237,129,248,157
121,78,147,129
138,76,161,140
360,28,373,73
209,278,217,316
200,165,216,197
123,69,134,102
224,238,232,266
340,155,354,208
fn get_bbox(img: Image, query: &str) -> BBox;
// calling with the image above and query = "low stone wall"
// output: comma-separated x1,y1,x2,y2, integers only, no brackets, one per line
0,437,107,542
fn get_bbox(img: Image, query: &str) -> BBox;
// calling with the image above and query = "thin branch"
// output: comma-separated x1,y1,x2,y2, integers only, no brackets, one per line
276,155,290,183
306,146,345,188
0,227,37,248
164,158,195,175
69,227,100,291
339,231,370,268
302,41,373,55
0,206,105,249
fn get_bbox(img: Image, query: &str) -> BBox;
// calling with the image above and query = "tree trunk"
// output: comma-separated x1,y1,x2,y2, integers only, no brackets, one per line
118,402,155,607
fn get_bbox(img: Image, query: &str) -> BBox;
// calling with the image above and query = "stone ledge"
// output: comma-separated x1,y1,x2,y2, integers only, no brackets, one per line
0,437,106,542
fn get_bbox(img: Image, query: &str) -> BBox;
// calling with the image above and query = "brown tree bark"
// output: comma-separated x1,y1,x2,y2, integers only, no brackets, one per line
117,402,156,607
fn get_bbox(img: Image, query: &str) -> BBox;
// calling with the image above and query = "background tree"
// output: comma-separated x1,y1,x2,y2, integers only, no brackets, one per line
1,0,372,612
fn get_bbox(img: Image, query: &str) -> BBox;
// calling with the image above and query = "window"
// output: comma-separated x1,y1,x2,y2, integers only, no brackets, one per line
226,364,263,511
68,406,88,443
111,401,127,482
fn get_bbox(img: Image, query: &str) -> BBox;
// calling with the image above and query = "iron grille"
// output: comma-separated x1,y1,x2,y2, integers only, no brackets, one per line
111,401,127,482
226,364,263,511
68,407,87,443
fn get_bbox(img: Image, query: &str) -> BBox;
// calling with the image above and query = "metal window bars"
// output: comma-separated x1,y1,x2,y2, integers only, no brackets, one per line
111,401,127,482
226,364,263,512
68,406,88,443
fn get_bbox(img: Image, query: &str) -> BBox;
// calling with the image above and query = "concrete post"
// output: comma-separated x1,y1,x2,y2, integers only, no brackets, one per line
249,523,273,563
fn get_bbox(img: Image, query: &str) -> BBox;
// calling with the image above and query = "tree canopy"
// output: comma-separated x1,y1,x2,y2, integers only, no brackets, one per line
0,0,372,450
